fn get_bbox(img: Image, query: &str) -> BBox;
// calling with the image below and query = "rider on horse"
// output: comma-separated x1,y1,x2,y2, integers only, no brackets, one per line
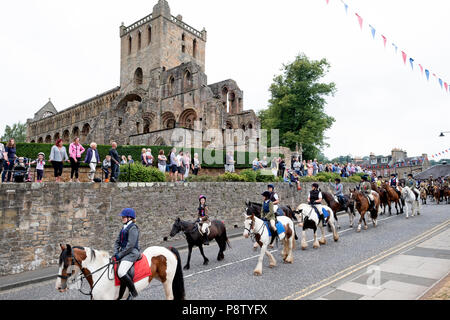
113,208,140,300
390,173,401,196
361,175,375,211
197,195,211,246
329,178,348,210
262,191,278,245
308,183,327,227
376,176,384,188
267,184,283,216
405,174,420,201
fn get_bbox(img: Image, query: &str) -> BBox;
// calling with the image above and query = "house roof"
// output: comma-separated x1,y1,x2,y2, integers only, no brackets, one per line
414,164,450,179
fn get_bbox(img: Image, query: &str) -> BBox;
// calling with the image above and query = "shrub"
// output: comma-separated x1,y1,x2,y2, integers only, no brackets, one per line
217,172,246,182
256,169,278,182
118,164,166,182
185,175,218,182
239,169,257,182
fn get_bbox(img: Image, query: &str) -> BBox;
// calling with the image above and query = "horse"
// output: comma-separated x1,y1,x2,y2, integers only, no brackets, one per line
400,186,420,219
243,212,295,276
443,188,450,204
56,244,185,300
294,203,339,250
382,183,404,215
169,218,230,270
322,191,355,229
349,189,381,232
245,201,298,250
420,187,427,205
371,182,389,215
433,186,441,204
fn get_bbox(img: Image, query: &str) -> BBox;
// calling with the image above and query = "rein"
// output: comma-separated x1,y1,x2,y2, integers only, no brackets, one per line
245,217,266,243
66,250,117,298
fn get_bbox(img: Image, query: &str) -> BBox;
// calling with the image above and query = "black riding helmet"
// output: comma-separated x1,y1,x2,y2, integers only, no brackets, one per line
361,175,368,181
262,191,272,199
335,178,341,183
312,183,319,189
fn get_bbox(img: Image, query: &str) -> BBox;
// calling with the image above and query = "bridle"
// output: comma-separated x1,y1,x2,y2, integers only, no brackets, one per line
244,215,265,242
58,247,116,299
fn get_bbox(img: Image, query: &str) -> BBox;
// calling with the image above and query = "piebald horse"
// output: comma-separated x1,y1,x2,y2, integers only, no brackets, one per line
243,213,295,276
56,244,185,300
294,203,339,250
399,186,421,219
350,189,381,232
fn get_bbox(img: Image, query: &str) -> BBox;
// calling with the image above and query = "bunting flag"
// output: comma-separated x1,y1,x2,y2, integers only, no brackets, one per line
369,25,376,39
355,13,363,30
322,0,448,96
402,51,407,65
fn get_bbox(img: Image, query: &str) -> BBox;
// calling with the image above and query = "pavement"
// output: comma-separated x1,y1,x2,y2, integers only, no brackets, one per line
311,224,450,300
0,226,246,292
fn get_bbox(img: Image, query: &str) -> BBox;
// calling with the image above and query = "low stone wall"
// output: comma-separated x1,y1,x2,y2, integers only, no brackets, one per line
0,182,356,276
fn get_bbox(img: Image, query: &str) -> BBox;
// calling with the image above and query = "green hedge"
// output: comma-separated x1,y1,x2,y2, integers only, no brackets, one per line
118,164,166,182
297,171,362,183
3,142,283,169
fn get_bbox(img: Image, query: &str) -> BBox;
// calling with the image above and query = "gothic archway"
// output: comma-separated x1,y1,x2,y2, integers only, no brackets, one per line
179,109,197,129
162,112,176,129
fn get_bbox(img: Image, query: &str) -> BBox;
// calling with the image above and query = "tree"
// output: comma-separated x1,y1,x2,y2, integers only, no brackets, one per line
1,122,27,142
259,53,336,161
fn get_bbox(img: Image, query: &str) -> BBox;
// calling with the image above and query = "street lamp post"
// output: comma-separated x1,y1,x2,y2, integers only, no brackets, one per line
439,131,450,137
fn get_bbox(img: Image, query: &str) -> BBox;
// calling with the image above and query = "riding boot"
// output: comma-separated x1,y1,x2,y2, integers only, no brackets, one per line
270,229,278,246
117,281,127,300
203,233,210,246
120,274,138,300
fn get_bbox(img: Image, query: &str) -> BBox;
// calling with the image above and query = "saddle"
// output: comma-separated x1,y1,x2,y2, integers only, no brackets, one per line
263,220,285,238
114,254,151,286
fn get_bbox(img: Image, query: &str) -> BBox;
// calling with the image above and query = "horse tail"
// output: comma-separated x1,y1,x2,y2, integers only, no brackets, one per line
218,223,231,251
169,247,185,300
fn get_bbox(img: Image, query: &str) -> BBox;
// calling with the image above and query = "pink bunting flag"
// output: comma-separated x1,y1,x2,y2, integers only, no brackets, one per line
355,13,363,30
326,0,329,4
381,35,387,48
419,64,424,74
401,51,407,65
445,82,448,92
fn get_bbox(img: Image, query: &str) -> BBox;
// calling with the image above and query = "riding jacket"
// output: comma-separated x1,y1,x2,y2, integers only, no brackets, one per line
390,178,398,187
114,221,141,263
329,182,344,197
405,178,417,190
261,200,275,221
361,181,372,195
198,204,209,222
308,189,322,205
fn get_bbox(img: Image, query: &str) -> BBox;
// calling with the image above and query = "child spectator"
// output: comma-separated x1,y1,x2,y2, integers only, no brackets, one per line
102,155,112,182
31,152,46,182
127,155,134,164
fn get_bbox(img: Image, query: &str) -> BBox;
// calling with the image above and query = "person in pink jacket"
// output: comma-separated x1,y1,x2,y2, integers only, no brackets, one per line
69,137,85,182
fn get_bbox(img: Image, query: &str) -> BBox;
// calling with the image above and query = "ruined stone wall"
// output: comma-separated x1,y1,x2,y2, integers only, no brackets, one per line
0,182,357,275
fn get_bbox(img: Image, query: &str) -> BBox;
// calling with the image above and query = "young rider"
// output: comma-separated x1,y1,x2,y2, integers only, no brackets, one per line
267,184,283,216
405,174,420,201
329,178,347,210
113,208,140,300
308,183,326,226
361,175,374,210
197,195,211,246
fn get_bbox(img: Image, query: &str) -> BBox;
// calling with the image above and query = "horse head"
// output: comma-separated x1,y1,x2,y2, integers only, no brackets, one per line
243,212,256,239
170,218,183,237
56,244,86,293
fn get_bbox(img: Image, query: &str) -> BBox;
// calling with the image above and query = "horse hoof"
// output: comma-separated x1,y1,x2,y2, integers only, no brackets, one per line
334,236,339,242
183,265,190,270
269,263,276,268
253,270,262,276
313,243,320,249
319,239,326,245
364,226,368,230
301,244,308,250
203,260,209,266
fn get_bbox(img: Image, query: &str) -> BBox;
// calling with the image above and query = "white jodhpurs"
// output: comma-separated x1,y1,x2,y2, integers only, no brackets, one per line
201,221,211,235
117,260,134,278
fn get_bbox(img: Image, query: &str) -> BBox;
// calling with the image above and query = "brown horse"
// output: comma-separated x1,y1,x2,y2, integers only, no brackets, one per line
371,182,389,215
420,187,427,205
322,191,355,229
382,183,404,215
433,186,441,204
443,188,450,204
350,189,380,232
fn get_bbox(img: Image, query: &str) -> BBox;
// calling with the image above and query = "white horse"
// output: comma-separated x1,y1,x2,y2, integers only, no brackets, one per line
243,213,295,276
295,203,339,250
400,186,421,219
56,244,185,300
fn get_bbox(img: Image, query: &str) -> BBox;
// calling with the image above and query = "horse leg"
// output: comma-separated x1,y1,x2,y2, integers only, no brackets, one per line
266,249,277,268
319,224,326,245
363,214,368,230
357,214,363,232
253,242,259,251
183,245,193,270
349,212,354,228
198,245,209,266
313,228,320,249
330,218,339,242
254,244,267,276
301,230,308,250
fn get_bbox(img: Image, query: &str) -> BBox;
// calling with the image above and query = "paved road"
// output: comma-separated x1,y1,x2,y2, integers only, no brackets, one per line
1,204,449,300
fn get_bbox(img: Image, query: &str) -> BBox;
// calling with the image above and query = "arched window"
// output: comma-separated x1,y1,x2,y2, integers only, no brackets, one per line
38,137,43,143
168,76,175,95
143,118,151,134
62,130,70,143
54,132,60,142
134,68,143,85
193,39,197,58
184,70,192,89
45,135,52,144
138,31,142,50
128,36,132,55
148,26,152,45
72,127,80,140
182,33,185,41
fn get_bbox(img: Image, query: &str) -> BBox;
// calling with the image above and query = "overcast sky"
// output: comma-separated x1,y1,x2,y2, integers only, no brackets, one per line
1,0,449,160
